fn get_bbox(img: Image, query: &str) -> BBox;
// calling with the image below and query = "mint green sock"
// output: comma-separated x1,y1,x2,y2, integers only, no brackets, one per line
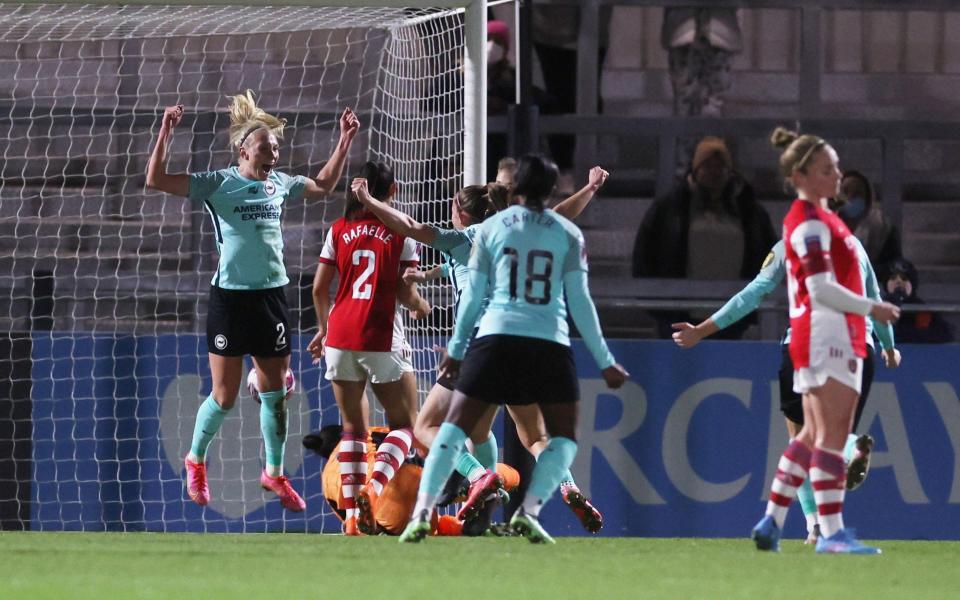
473,433,498,470
455,451,487,482
522,437,577,518
843,433,858,463
421,422,468,498
796,477,817,518
189,394,229,460
258,389,287,473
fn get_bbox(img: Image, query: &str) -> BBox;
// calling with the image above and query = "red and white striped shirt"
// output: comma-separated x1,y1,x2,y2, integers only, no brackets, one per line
783,199,866,368
319,214,419,352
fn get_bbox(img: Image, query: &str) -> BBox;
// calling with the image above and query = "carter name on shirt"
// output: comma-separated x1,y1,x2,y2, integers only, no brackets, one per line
501,211,555,229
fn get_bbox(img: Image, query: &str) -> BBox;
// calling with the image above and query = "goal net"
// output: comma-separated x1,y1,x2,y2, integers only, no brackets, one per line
0,1,483,532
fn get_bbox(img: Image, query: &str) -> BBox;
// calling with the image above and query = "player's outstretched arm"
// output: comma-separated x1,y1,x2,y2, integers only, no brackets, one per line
403,265,444,285
671,319,720,348
683,241,786,348
350,178,439,246
552,166,608,221
304,108,361,199
145,104,190,197
307,262,336,363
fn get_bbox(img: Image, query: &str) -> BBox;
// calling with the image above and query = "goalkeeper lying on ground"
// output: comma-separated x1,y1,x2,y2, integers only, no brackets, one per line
303,425,519,536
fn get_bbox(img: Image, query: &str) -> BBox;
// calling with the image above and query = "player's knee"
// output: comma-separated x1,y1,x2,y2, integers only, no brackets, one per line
212,391,237,411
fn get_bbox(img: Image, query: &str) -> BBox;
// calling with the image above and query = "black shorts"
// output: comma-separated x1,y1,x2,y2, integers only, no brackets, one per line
779,342,875,430
455,334,579,405
206,286,291,357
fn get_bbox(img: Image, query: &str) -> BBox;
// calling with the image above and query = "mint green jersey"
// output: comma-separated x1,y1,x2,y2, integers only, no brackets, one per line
189,167,307,290
433,225,480,309
448,205,615,369
711,238,893,349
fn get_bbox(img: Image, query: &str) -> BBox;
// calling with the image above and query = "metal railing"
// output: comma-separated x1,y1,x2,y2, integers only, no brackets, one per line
490,0,960,337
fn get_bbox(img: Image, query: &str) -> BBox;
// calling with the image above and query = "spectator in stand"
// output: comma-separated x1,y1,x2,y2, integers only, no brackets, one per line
487,21,515,115
880,258,953,344
487,21,516,181
631,136,776,338
532,5,610,172
838,170,902,269
662,8,742,117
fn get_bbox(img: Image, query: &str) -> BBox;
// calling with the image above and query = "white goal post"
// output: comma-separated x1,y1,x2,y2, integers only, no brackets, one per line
0,0,487,533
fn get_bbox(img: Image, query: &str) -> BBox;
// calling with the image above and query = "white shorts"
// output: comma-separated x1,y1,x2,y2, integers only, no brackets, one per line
324,346,413,384
794,355,863,395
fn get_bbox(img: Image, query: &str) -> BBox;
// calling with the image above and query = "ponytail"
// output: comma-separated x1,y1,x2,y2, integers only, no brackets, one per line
228,90,286,151
512,154,558,212
770,126,827,181
345,161,395,220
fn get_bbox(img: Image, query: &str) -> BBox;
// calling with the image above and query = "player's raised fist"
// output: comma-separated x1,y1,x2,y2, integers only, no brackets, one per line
588,166,609,191
351,177,370,202
163,104,183,130
340,107,360,140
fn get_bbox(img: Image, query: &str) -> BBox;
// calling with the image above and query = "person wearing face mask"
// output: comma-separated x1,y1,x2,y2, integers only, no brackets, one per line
487,20,515,115
881,258,953,344
486,21,516,181
837,170,902,268
632,136,776,338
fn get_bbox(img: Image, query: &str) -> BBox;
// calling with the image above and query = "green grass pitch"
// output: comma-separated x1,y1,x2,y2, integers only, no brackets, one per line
2,532,958,599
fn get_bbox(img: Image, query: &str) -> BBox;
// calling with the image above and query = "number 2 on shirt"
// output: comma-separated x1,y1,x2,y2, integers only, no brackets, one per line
352,249,375,300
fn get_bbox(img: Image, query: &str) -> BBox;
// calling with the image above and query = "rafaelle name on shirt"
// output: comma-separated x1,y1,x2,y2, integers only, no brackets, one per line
341,224,393,245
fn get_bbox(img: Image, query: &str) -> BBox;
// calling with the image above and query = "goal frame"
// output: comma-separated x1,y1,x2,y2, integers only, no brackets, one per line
18,0,489,186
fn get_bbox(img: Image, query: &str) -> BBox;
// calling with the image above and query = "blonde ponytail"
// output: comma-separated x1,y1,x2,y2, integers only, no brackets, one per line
228,90,286,150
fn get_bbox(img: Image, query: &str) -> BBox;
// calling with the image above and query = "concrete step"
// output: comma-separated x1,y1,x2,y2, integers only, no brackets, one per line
577,196,652,230
589,258,632,279
582,228,637,261
903,232,960,266
901,201,959,234
914,264,960,285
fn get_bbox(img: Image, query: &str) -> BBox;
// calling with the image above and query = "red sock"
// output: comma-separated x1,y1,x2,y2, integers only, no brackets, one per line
369,427,413,495
765,438,812,528
338,431,368,521
810,446,846,538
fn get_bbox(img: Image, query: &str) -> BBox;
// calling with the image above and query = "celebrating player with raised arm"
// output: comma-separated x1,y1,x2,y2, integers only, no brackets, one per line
145,91,360,511
354,166,611,534
750,128,899,555
397,154,628,544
